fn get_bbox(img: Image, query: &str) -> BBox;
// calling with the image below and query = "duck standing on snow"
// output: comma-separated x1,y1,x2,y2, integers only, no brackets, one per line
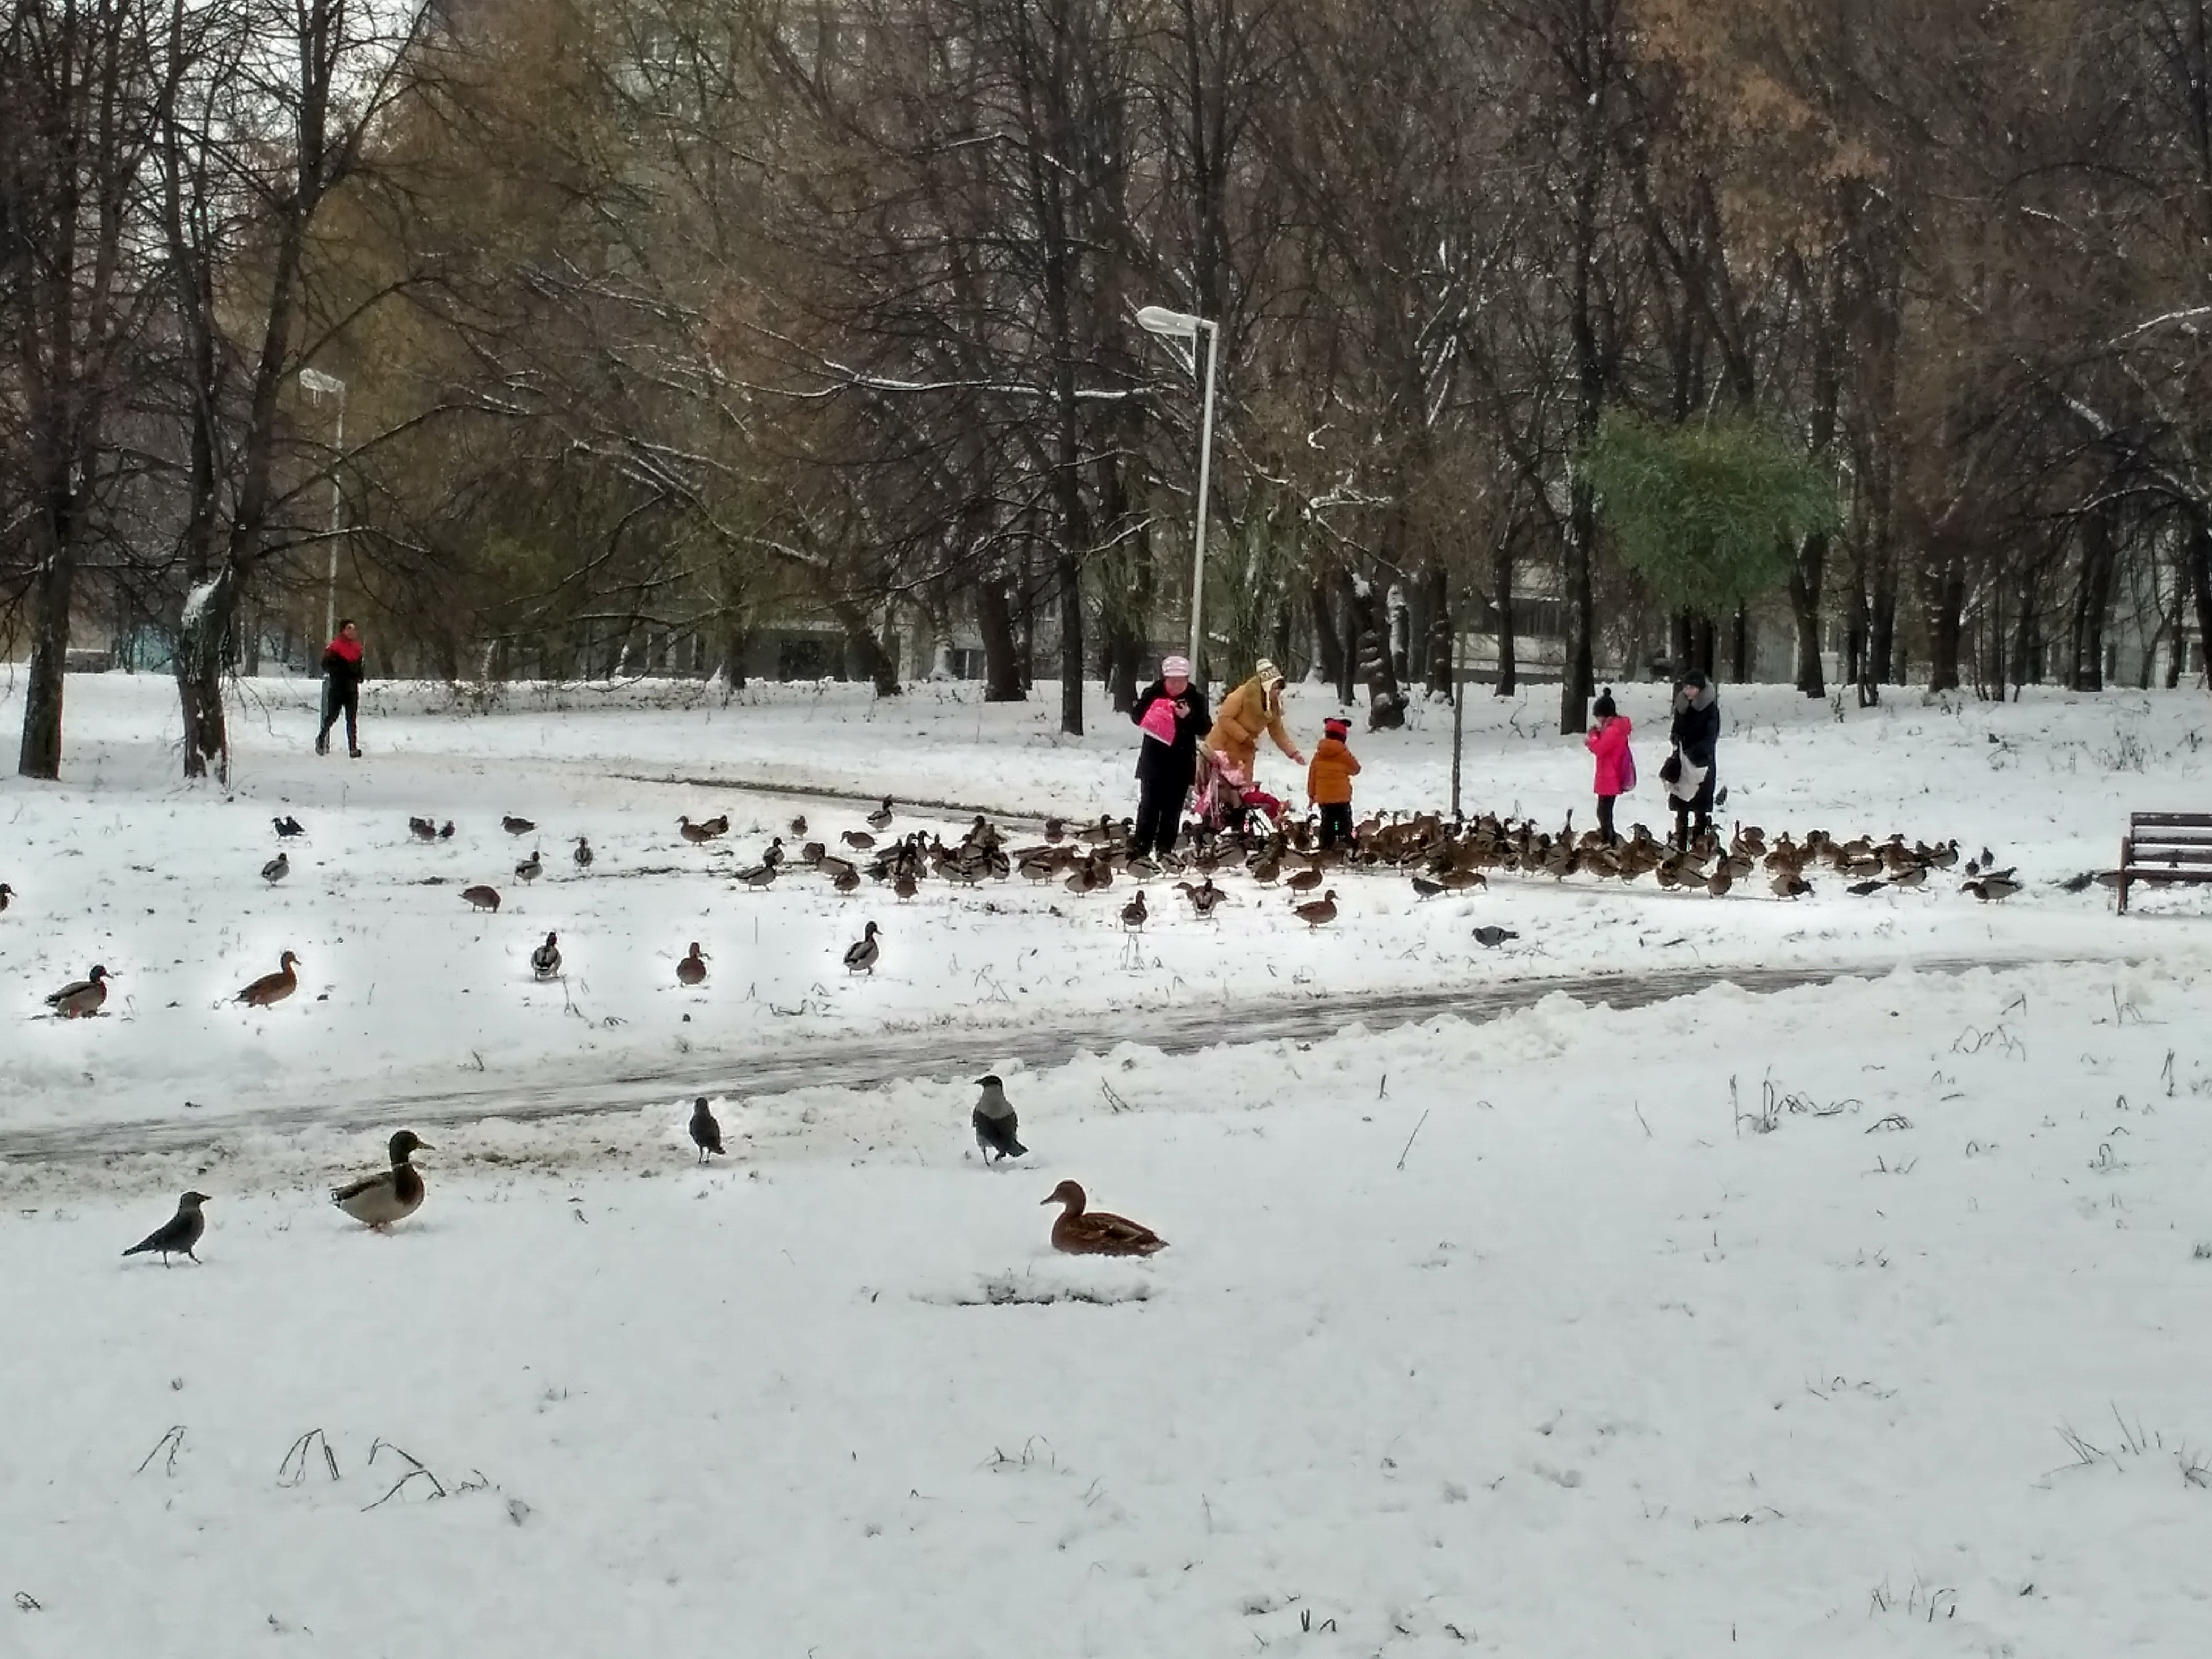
274,815,306,838
867,797,895,831
677,942,709,985
689,1096,724,1163
531,932,562,979
843,920,881,975
1291,888,1338,930
236,951,301,1007
573,836,593,869
409,816,438,842
1041,1180,1167,1256
123,1192,211,1266
502,815,535,836
515,849,542,884
45,964,110,1018
972,1075,1026,1163
0,882,13,914
261,851,289,884
1120,890,1147,931
331,1130,431,1229
462,884,501,912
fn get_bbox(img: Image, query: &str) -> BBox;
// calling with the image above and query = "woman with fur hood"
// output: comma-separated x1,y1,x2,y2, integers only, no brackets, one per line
1203,658,1305,782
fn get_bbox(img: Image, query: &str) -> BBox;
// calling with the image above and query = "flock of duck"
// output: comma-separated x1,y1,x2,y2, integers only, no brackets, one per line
61,789,2007,1273
122,1072,1164,1266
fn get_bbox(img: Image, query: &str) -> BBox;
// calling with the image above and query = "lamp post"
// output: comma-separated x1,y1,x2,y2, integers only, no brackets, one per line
299,367,346,644
1135,304,1219,675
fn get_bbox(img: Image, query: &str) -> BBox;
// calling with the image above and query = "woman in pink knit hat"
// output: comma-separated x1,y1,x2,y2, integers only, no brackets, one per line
1129,653,1210,859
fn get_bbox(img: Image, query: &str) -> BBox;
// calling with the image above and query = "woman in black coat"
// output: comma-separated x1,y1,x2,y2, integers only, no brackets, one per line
1666,671,1720,848
1129,654,1209,859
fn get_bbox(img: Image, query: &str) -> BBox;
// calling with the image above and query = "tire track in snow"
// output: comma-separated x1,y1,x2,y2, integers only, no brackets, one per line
0,953,2082,1166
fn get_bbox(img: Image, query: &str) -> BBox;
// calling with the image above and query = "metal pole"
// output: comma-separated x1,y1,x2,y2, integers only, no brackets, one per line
1450,622,1464,819
1188,320,1218,676
324,390,344,642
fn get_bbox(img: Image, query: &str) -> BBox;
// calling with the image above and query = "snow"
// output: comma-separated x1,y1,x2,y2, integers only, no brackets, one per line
1,671,2204,1136
4,668,2212,1654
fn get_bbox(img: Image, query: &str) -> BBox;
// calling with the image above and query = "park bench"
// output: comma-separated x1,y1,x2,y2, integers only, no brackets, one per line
2116,812,2212,914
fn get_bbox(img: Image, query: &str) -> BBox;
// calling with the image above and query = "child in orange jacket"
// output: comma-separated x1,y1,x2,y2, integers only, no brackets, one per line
1307,716,1362,848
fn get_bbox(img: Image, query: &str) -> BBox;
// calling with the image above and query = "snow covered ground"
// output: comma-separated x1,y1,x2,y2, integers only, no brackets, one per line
0,671,2203,1136
4,671,2211,1655
5,961,2210,1655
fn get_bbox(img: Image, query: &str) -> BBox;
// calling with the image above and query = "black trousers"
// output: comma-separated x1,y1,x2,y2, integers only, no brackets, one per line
1134,778,1186,858
317,681,359,755
1596,794,1618,844
1318,801,1354,848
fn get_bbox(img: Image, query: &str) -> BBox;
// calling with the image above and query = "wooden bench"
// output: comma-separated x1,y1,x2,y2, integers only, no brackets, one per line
2117,812,2212,913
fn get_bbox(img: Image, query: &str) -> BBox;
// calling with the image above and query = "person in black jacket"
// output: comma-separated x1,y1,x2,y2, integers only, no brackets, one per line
1128,653,1210,860
1665,671,1719,847
316,618,365,758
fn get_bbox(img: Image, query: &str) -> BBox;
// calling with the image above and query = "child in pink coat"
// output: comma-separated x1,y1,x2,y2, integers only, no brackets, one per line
1583,686,1635,845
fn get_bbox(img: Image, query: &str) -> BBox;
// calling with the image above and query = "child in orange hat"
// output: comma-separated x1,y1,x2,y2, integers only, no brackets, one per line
1307,716,1361,848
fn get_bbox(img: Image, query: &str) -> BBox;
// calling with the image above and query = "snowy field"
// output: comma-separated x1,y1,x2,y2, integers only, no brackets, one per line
4,669,2212,1655
0,671,2205,1136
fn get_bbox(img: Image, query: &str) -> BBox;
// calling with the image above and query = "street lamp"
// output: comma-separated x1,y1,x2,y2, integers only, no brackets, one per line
1136,304,1220,674
299,367,346,645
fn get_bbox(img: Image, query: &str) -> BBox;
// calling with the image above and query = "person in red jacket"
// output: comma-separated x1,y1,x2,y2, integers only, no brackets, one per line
315,619,365,758
1582,686,1634,845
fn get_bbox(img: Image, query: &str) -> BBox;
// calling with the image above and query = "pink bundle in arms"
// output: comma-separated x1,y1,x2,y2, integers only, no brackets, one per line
1139,698,1178,744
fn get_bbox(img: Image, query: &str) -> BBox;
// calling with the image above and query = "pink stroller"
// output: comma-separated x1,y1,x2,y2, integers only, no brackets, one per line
1195,749,1285,837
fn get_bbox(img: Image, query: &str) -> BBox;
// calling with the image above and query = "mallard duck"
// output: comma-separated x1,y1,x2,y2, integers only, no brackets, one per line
841,828,876,851
1771,871,1812,899
261,851,289,884
1121,889,1147,931
0,882,13,914
573,836,593,868
462,884,501,912
1409,874,1444,900
331,1130,430,1229
408,816,438,842
438,820,456,840
761,837,786,870
515,849,542,883
1043,816,1067,843
702,813,730,837
789,814,808,837
274,815,306,838
502,815,535,836
1292,889,1338,930
1041,1180,1166,1256
45,964,111,1018
800,841,827,866
1889,863,1928,890
689,1096,724,1163
237,951,300,1007
680,815,716,845
1706,865,1733,898
677,942,709,985
973,1075,1025,1162
833,865,861,895
1286,866,1325,894
1965,874,2019,901
1187,877,1226,917
531,932,561,979
893,869,919,901
843,920,881,975
736,862,777,889
123,1191,211,1266
867,797,894,831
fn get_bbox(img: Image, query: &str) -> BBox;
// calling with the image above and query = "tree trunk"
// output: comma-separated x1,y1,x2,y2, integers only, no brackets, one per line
2187,513,2212,683
977,573,1025,701
1386,581,1410,684
176,571,237,782
1926,560,1966,692
1493,539,1518,698
1334,574,1358,703
1559,479,1596,734
2070,512,2116,691
1308,574,1344,692
1421,564,1453,697
15,511,74,780
1788,533,1827,697
1346,577,1402,719
835,602,901,696
1057,551,1084,735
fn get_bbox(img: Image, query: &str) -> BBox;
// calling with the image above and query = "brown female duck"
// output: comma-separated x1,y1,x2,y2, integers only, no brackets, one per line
1041,1180,1167,1257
